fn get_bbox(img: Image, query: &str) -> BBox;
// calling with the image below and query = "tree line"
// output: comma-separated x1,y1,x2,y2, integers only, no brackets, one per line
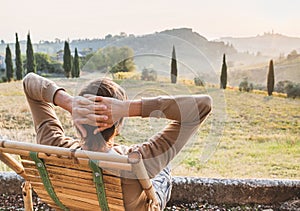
3,33,81,82
3,33,141,81
2,33,299,98
168,46,299,98
219,54,300,98
82,46,135,74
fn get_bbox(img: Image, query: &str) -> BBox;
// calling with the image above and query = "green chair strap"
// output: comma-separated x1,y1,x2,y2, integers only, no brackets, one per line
89,160,109,211
29,151,69,211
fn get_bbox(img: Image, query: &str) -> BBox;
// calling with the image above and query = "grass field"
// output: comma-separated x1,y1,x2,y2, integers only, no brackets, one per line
0,78,299,180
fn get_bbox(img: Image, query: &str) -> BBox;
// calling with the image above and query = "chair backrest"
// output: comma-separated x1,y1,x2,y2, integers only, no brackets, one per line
0,139,159,211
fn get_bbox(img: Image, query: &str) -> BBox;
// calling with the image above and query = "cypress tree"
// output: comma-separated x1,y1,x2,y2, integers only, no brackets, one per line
72,48,80,78
15,33,23,80
5,45,13,82
63,41,72,78
220,54,227,89
26,32,36,74
171,45,178,84
267,59,275,96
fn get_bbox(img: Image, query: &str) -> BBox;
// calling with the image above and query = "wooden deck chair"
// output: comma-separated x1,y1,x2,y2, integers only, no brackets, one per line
0,139,159,211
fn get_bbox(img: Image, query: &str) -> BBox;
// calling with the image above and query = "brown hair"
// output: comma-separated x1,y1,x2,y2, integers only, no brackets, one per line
78,78,127,151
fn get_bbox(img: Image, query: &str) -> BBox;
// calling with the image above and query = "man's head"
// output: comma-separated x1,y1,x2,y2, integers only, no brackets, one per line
78,78,127,151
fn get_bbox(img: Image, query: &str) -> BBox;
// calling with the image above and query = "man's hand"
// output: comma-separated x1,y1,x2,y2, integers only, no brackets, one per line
84,94,128,134
72,95,127,137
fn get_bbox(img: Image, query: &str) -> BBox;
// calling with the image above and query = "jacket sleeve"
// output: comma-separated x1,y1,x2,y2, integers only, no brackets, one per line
23,73,80,149
23,72,64,104
130,95,212,178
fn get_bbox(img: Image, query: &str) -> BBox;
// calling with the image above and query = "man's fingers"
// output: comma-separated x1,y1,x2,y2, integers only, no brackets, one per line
74,118,96,127
86,114,109,122
95,122,109,127
74,118,111,136
83,94,104,102
73,105,107,116
74,121,87,138
93,127,102,135
75,115,110,126
93,124,112,134
93,104,107,111
73,107,90,115
72,95,116,136
73,96,91,105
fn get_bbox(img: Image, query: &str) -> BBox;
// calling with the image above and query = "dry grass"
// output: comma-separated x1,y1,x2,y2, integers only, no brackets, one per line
183,90,300,179
0,78,299,180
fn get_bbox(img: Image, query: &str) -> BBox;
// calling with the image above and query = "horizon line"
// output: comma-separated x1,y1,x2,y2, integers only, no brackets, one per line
1,28,300,44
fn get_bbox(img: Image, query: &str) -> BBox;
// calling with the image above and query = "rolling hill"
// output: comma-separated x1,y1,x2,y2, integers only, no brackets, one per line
219,32,300,57
0,28,299,85
228,55,300,86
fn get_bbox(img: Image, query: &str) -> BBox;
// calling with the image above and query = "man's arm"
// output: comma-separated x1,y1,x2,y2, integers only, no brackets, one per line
88,95,212,177
23,73,81,148
53,90,73,113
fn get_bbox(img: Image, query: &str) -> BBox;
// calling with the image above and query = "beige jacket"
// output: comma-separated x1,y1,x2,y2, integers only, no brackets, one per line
23,73,212,211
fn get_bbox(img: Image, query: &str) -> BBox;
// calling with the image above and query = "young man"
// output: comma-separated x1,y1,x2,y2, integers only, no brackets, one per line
23,72,212,210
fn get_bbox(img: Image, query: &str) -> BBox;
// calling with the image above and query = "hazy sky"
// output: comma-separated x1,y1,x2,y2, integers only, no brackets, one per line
1,0,299,43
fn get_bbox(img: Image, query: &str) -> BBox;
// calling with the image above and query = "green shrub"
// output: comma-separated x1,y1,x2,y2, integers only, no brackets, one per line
239,78,253,92
1,76,7,83
141,68,157,81
48,62,64,74
275,80,300,98
275,80,294,93
287,83,300,98
194,77,205,86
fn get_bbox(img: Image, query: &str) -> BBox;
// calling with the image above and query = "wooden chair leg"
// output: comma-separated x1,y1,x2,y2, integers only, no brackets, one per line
22,181,33,211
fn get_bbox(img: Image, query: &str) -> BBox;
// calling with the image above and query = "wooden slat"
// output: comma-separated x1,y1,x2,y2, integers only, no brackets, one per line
25,171,125,209
53,180,123,199
29,163,122,186
23,164,122,190
57,190,97,205
109,204,125,211
22,181,33,210
0,148,29,157
26,166,124,209
33,183,98,205
25,171,123,198
21,154,131,173
31,179,124,205
33,182,124,210
25,168,92,185
33,163,92,179
1,140,130,164
23,162,121,186
28,175,123,200
21,156,121,177
29,173,124,205
37,191,99,211
21,155,92,172
33,190,62,210
0,152,26,178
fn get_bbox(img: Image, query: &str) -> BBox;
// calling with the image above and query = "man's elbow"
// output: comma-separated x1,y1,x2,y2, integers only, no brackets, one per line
22,73,35,89
204,95,212,112
196,95,212,123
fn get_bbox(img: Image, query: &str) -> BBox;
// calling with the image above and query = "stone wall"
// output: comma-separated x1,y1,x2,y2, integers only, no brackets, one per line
1,172,300,205
170,176,300,205
0,172,23,195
